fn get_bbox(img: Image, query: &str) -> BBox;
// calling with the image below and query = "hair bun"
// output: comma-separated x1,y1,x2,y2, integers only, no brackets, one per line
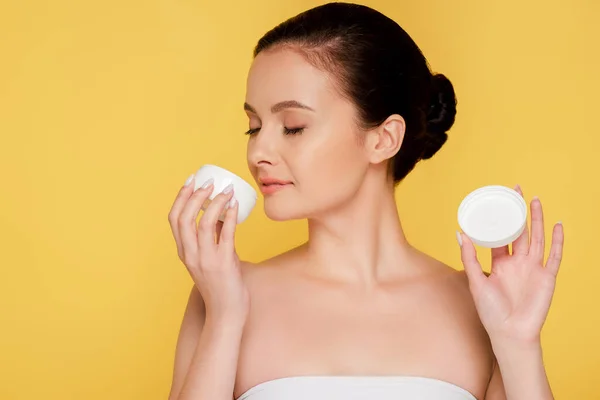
422,73,457,159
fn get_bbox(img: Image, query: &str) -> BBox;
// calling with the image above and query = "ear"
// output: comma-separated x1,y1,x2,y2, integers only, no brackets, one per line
365,114,405,165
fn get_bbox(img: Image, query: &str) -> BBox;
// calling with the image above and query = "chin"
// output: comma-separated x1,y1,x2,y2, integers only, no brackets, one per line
263,199,306,221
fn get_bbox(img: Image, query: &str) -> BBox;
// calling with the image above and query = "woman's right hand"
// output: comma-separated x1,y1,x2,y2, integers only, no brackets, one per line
168,175,250,322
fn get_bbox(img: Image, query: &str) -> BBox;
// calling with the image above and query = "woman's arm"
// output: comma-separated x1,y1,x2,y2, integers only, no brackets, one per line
166,173,250,400
458,187,563,400
485,339,552,400
168,285,246,400
168,286,205,400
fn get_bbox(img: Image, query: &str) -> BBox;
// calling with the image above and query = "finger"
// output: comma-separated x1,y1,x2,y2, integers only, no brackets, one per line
458,232,486,289
545,222,564,277
168,175,197,257
529,196,545,262
197,185,234,250
218,197,239,254
178,179,215,256
491,245,509,262
512,185,529,256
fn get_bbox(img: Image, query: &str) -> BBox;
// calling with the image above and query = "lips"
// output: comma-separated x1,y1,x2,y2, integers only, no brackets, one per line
259,177,292,185
258,177,293,195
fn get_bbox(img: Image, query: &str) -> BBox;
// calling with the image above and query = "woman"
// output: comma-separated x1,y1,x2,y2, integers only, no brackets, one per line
167,3,564,399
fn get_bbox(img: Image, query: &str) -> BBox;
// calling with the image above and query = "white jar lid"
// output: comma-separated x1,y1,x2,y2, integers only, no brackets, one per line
457,185,527,248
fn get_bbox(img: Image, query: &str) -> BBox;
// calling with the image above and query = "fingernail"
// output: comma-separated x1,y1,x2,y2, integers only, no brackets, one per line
456,231,463,247
222,183,234,194
229,197,237,208
532,195,540,202
184,174,195,187
557,221,563,225
201,178,214,189
515,184,521,191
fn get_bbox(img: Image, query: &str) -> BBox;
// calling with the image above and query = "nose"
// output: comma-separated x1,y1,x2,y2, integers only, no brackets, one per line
246,127,279,168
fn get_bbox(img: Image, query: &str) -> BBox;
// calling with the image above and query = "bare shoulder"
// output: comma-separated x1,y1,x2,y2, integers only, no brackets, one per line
412,249,489,331
412,250,495,366
239,244,307,280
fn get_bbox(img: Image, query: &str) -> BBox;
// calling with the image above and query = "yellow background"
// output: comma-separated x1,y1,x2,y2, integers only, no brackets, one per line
1,0,598,398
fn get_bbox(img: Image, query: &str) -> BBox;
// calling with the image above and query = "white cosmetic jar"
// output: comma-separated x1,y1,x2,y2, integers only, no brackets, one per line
193,164,257,224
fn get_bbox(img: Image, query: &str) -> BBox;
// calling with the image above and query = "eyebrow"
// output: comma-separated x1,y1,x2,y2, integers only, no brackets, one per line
244,100,315,114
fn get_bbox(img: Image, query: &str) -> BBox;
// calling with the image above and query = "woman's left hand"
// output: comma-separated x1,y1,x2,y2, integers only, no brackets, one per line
457,185,564,344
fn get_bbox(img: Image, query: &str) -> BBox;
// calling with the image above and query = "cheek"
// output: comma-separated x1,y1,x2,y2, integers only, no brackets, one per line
290,128,367,213
261,126,368,221
306,129,365,189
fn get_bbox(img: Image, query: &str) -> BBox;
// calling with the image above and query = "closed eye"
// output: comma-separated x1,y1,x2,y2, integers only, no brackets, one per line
244,127,305,136
244,127,260,135
284,127,304,135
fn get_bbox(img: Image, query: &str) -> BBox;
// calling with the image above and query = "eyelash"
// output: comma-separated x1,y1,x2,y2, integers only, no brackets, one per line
244,127,305,136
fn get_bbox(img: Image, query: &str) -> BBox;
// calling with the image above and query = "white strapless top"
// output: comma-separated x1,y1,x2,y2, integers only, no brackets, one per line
236,376,478,400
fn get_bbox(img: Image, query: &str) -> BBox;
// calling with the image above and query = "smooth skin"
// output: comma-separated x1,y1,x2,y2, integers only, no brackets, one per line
167,48,564,400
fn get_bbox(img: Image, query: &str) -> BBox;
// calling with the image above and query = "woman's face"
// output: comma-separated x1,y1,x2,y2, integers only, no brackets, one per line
245,48,371,221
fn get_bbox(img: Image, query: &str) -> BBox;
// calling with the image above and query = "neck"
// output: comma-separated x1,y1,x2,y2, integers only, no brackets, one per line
302,177,414,288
